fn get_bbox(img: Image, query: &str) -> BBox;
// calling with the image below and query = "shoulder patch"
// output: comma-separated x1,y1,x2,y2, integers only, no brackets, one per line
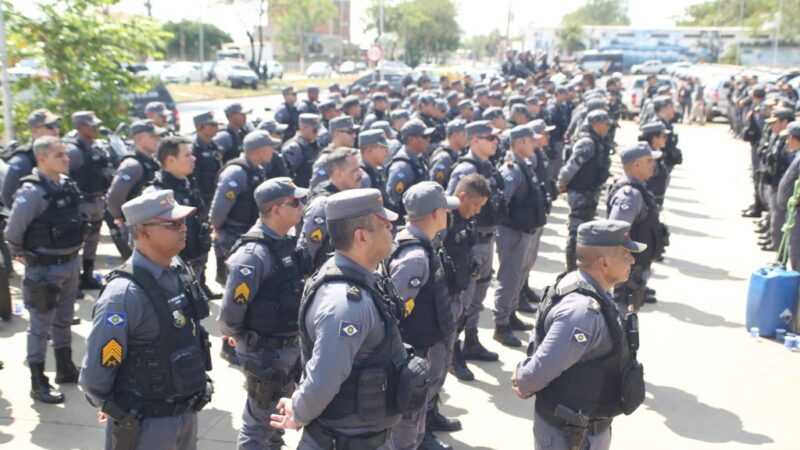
121,173,132,182
228,180,239,188
339,320,361,337
396,171,406,179
620,203,630,211
236,265,254,279
244,242,256,253
103,312,127,327
234,282,251,304
313,216,325,225
13,195,27,206
570,327,591,347
101,338,123,367
408,277,422,288
395,180,405,194
310,228,323,243
404,297,415,317
346,284,361,301
225,190,236,200
504,174,515,182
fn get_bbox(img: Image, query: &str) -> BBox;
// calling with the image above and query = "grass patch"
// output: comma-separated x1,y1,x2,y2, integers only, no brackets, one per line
168,74,361,103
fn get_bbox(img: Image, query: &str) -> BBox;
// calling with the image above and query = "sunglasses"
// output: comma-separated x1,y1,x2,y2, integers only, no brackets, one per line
279,198,303,208
338,129,355,135
477,135,498,142
142,219,186,230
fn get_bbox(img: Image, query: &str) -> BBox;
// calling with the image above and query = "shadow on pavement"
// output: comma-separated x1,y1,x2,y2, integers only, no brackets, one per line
644,383,772,445
0,392,13,445
668,207,719,221
644,301,740,328
665,224,721,239
666,194,701,204
666,256,746,281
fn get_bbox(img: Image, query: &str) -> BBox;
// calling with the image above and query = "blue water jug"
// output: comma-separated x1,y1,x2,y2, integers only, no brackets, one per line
746,266,800,337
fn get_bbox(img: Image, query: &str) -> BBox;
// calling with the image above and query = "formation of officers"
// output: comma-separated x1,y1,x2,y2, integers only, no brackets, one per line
2,63,676,449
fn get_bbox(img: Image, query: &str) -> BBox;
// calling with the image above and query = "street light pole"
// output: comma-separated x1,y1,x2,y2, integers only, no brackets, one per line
199,1,204,85
0,4,13,143
772,0,783,67
736,0,744,65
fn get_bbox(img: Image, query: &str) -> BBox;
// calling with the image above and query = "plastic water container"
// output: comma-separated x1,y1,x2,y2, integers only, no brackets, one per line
746,266,800,337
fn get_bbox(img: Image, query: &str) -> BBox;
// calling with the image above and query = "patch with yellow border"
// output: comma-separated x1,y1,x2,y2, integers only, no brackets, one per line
234,282,251,304
101,338,123,367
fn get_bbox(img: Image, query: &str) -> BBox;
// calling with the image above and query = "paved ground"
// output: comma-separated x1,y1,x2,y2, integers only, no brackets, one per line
1,119,799,449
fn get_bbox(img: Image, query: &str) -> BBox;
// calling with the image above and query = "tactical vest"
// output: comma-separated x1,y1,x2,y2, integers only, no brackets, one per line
1,142,35,166
430,146,459,186
191,138,222,200
219,158,266,233
566,134,611,192
455,157,506,227
306,182,340,271
107,261,211,408
386,152,428,217
607,180,664,264
388,236,454,348
150,171,211,260
503,156,547,232
661,120,682,167
121,152,160,202
360,163,389,206
219,126,245,163
231,230,305,335
533,276,630,420
287,136,321,188
299,265,414,420
443,212,476,294
66,138,114,196
20,173,86,250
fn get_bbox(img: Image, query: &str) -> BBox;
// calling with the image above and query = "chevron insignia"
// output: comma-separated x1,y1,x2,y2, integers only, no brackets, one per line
234,282,250,304
101,338,123,367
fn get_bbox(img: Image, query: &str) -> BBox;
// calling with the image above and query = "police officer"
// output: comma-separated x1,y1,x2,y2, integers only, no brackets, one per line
545,87,570,182
443,174,489,381
298,85,321,115
493,125,549,347
79,190,213,450
430,119,467,188
1,109,61,208
258,119,289,144
387,182,459,450
386,119,434,218
357,130,390,203
283,114,322,188
106,120,165,259
145,101,176,134
650,96,683,183
209,131,272,283
742,85,768,218
639,121,671,208
66,111,115,290
456,100,475,123
270,189,429,450
413,94,446,146
274,87,300,142
299,148,364,271
191,112,223,208
761,107,796,251
342,95,363,126
362,93,390,130
144,136,218,299
607,143,666,310
557,109,613,272
215,102,253,163
219,177,309,450
316,99,341,150
513,220,645,450
6,136,84,404
446,121,505,362
308,116,357,190
777,122,800,268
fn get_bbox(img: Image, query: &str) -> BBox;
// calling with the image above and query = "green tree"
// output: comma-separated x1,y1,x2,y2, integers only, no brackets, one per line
677,0,800,42
162,20,233,61
562,0,630,26
271,0,336,71
556,23,586,53
463,29,504,62
3,0,171,139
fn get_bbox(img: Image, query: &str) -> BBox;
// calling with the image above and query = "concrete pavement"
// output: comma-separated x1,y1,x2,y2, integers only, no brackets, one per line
0,120,798,449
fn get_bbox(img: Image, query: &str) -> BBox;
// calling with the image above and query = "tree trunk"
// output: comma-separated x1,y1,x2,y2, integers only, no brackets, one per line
299,33,305,73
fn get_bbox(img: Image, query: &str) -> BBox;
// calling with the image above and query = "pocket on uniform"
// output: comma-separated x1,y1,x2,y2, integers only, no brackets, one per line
357,367,388,419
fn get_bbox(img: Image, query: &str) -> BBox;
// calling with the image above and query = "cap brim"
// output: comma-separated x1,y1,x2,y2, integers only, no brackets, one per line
153,126,169,136
155,204,197,222
621,239,647,253
423,128,436,136
650,150,663,159
444,196,460,210
780,129,790,137
291,186,310,199
765,117,779,124
545,125,556,132
276,124,289,132
380,207,399,222
45,116,61,125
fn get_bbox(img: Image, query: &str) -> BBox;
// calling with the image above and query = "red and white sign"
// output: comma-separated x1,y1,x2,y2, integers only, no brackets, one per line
367,45,384,63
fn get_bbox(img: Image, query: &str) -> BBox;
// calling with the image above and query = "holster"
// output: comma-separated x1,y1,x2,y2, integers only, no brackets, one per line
243,360,287,410
23,279,61,314
304,420,390,450
561,423,590,450
102,401,142,450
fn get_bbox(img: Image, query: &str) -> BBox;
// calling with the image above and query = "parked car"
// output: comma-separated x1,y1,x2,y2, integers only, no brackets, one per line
213,60,259,89
7,59,50,82
338,61,357,74
160,61,204,84
623,75,677,119
265,60,284,79
121,83,181,131
630,60,666,75
134,61,171,79
348,70,408,97
355,61,367,71
377,60,412,73
667,61,691,76
306,61,333,78
703,78,733,122
201,62,215,81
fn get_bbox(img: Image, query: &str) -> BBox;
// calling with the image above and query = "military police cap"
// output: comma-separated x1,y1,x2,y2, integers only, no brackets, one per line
525,96,541,106
193,112,218,128
652,96,674,109
766,107,796,123
307,85,320,94
27,109,60,128
350,85,365,94
390,110,410,121
72,111,102,127
224,102,252,115
446,91,461,102
577,219,647,253
342,95,361,109
419,94,436,105
780,121,800,138
585,98,608,111
640,121,671,136
328,93,343,104
446,119,467,136
457,99,474,110
509,125,534,143
555,86,568,95
466,120,499,138
400,119,435,140
529,119,555,137
752,84,767,97
299,113,321,128
482,107,504,120
123,189,196,227
145,101,168,116
620,141,662,165
281,86,296,95
318,98,338,111
451,79,462,87
474,83,488,90
475,88,489,98
507,94,525,106
488,91,503,101
328,82,341,91
257,119,289,134
329,116,358,131
435,99,449,113
586,109,610,124
408,93,420,103
511,103,529,117
515,78,526,87
533,89,547,98
389,99,401,109
325,188,398,222
490,80,504,90
254,177,308,206
244,130,280,152
367,81,377,89
372,92,389,103
359,129,389,148
403,181,460,220
130,119,167,136
370,121,396,139
377,80,390,89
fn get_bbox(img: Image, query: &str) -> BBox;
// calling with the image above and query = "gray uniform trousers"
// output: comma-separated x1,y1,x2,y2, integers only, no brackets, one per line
547,141,565,183
566,190,600,271
461,236,495,330
236,344,300,450
299,431,396,450
79,199,105,263
533,411,611,450
103,410,198,450
493,225,538,326
25,258,80,363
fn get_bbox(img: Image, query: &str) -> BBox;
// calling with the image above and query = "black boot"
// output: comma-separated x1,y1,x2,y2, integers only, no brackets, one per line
449,340,474,381
79,260,104,290
462,329,498,361
493,325,522,347
30,362,64,404
420,428,452,450
741,205,762,218
54,347,80,384
215,256,227,286
508,312,534,331
523,282,541,303
201,282,223,300
428,395,462,432
565,232,578,272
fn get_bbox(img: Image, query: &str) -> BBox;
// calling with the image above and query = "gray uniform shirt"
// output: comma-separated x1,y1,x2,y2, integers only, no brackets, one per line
429,146,459,187
445,150,482,196
1,147,35,207
514,270,613,396
386,146,427,210
298,192,332,263
209,158,254,230
106,150,151,219
388,226,430,315
4,169,82,256
293,253,400,433
557,134,597,189
282,135,315,174
607,175,647,225
499,152,535,204
79,250,183,406
778,152,800,212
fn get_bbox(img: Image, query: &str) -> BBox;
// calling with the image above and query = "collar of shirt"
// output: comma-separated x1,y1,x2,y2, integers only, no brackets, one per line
624,173,645,186
31,168,64,189
577,270,612,302
332,252,380,285
402,224,432,243
131,249,182,282
253,221,285,240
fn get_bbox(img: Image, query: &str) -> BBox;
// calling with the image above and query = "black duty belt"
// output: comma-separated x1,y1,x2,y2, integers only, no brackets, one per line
476,230,496,244
536,401,613,436
26,252,78,266
305,420,390,450
245,332,299,351
83,193,106,202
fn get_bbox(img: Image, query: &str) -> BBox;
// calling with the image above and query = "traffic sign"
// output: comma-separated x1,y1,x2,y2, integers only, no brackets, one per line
367,45,384,63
